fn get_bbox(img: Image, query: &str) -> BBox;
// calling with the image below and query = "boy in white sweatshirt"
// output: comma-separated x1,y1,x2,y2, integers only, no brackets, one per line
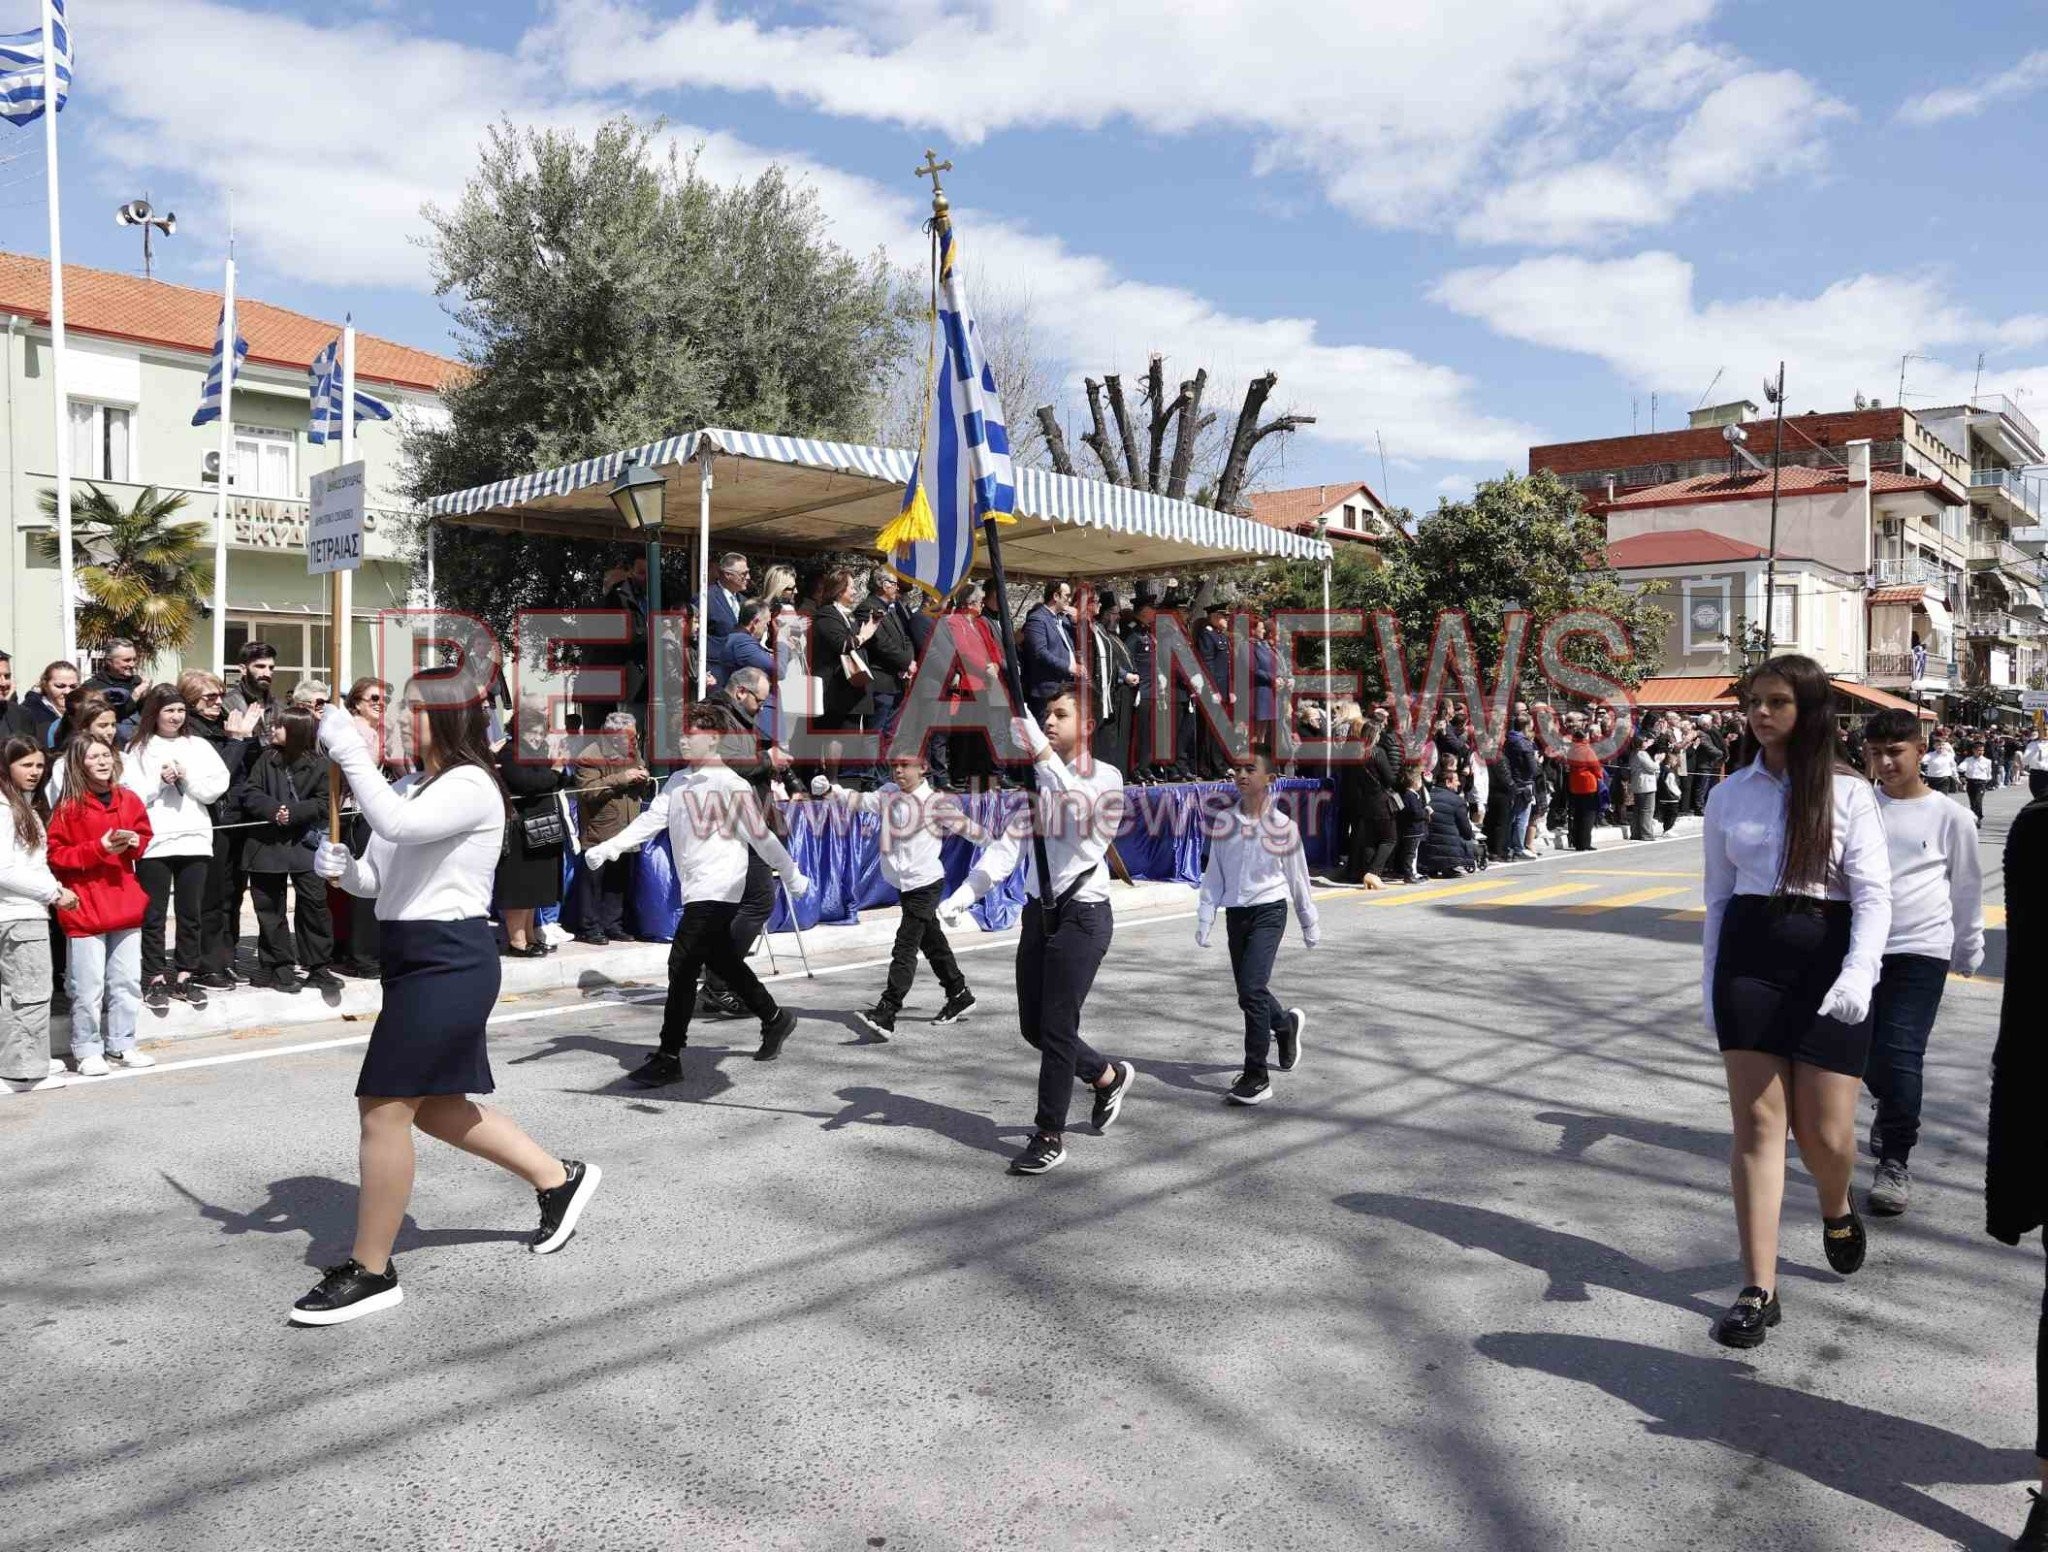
1195,746,1330,1105
812,749,977,1038
583,702,811,1086
1860,708,1985,1217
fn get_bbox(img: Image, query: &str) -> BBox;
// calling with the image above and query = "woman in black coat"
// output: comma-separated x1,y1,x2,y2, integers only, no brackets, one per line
1337,717,1397,883
229,707,334,992
497,704,571,957
1990,795,2048,1549
1417,770,1480,878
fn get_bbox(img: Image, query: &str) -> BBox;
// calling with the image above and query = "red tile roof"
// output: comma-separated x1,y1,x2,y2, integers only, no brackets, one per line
0,252,462,393
1867,585,1933,605
1593,465,1961,512
1606,528,1768,568
1246,480,1391,537
1634,675,1739,708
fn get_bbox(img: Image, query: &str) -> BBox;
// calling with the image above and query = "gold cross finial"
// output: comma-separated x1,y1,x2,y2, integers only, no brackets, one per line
915,149,952,190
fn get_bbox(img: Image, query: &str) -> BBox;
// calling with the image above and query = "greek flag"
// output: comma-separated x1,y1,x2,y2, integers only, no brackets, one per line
0,0,71,127
191,305,247,427
308,336,393,444
877,219,1014,599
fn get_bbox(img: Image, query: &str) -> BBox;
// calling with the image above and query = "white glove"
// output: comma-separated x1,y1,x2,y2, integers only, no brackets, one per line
1816,978,1871,1025
938,887,974,927
312,840,352,881
317,706,367,760
1011,715,1050,760
1195,924,1212,949
810,775,831,798
1303,929,1320,951
1953,943,1984,977
783,871,811,901
583,843,613,871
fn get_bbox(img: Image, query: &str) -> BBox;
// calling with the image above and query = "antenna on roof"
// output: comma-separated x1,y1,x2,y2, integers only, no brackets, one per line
1376,431,1391,508
1694,367,1724,412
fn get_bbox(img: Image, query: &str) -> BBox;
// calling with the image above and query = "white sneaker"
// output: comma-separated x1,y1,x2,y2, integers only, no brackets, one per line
3,1073,66,1093
112,1049,157,1070
48,1057,65,1077
75,1054,111,1077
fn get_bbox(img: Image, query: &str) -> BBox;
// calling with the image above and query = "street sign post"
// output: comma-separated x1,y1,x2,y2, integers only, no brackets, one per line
308,460,366,842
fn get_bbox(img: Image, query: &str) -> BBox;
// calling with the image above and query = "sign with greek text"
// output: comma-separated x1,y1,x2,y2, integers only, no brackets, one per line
308,460,366,575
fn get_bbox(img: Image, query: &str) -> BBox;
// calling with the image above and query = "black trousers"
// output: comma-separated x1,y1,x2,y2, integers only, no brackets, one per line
248,871,333,972
223,831,252,968
704,852,777,997
1568,792,1599,852
880,879,968,1010
1227,901,1291,1077
1016,896,1113,1136
200,828,240,976
657,899,780,1054
343,816,382,971
573,854,630,940
1966,779,1988,823
137,854,208,985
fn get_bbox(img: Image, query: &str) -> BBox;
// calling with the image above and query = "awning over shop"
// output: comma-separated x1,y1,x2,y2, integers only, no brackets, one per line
1634,675,1739,708
1919,593,1954,643
424,426,1333,578
1834,680,1937,719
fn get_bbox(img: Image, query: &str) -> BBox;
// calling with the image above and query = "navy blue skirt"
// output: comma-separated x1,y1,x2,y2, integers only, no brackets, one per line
1712,894,1872,1076
355,918,500,1098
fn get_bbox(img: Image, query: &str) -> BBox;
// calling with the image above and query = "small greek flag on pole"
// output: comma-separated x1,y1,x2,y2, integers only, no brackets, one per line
0,0,70,127
308,336,392,444
191,305,247,427
877,218,1014,599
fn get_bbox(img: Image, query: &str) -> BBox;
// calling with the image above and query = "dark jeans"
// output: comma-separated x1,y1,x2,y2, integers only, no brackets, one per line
1227,901,1291,1078
658,899,780,1054
137,853,207,985
1966,779,1988,823
880,879,967,1010
1016,896,1113,1136
1568,791,1599,851
1863,952,1949,1163
704,852,777,999
248,871,334,973
1391,833,1423,879
573,854,630,940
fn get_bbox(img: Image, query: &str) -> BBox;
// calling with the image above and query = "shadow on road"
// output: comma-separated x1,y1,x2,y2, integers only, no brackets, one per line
1530,1109,1812,1188
819,1086,1028,1159
1474,1330,2032,1550
162,1172,526,1269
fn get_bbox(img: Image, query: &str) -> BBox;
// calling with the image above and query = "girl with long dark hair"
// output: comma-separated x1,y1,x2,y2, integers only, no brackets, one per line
292,672,602,1326
0,736,76,1091
1701,655,1890,1348
123,683,231,1010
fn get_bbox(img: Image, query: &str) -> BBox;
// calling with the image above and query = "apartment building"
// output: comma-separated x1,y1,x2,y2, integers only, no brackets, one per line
0,253,459,689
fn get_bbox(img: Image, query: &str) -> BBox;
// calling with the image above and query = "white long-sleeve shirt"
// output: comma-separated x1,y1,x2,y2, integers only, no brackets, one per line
321,714,505,921
822,779,964,892
1959,755,1994,783
120,733,229,858
0,812,62,923
1876,789,1985,970
948,747,1124,909
2023,738,2048,773
588,765,799,905
1921,746,1957,780
1701,763,1892,1025
1195,803,1320,947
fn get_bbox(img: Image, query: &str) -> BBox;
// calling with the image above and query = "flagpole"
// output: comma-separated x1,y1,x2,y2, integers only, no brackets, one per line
209,255,235,671
41,0,76,664
337,319,355,693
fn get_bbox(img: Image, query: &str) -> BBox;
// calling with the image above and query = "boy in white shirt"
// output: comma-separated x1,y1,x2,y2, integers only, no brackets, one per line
1860,708,1985,1217
1959,740,1994,826
1194,745,1335,1106
584,702,811,1086
812,749,978,1038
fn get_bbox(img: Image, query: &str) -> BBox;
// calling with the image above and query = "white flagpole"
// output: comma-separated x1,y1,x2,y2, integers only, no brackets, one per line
337,320,356,692
42,0,77,665
209,255,235,671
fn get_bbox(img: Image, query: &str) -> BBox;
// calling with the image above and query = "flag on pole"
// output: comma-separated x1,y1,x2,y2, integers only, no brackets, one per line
308,336,392,444
191,305,247,427
877,219,1014,599
0,0,70,127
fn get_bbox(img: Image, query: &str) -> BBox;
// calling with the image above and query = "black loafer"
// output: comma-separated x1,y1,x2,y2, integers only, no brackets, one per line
1822,1210,1867,1275
2013,1488,2048,1550
1713,1286,1781,1349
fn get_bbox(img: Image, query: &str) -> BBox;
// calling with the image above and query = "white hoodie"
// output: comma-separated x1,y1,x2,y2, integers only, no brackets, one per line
120,733,230,859
0,807,62,923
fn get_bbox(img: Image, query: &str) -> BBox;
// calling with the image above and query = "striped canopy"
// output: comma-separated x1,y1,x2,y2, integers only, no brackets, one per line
426,426,1332,577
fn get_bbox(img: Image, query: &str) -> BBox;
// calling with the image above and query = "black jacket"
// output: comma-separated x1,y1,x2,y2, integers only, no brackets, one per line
184,710,255,822
0,696,34,741
810,604,872,725
858,592,916,699
1988,797,2047,1244
230,747,331,873
1417,784,1477,876
82,666,145,739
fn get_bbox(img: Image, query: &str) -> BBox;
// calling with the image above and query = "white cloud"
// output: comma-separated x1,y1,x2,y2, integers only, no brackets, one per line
1431,251,2048,416
83,0,1535,465
530,0,1836,245
1898,49,2048,125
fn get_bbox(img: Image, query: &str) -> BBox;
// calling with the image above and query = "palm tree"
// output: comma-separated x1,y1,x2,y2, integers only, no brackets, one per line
35,484,214,664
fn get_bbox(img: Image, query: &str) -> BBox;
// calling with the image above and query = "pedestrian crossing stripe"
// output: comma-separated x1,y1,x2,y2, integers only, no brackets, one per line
1361,877,1515,907
1458,882,1598,907
1663,907,1708,922
1560,870,1695,879
1561,886,1689,915
1985,905,2006,928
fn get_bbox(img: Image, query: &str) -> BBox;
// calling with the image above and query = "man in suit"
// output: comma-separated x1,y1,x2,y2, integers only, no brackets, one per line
705,552,751,650
718,601,778,714
1076,587,1137,775
858,568,917,754
1020,579,1077,724
1193,601,1234,779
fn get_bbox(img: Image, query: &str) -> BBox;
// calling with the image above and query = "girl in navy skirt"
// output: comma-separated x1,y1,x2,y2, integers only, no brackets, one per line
1701,655,1890,1349
288,674,602,1326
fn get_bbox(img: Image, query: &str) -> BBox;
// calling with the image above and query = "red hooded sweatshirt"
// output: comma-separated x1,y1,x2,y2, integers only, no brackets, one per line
46,786,153,937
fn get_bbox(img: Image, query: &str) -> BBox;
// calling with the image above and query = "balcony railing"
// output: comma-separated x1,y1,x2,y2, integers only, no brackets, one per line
1975,394,2042,455
1866,651,1956,683
1969,536,2029,569
1869,555,1949,588
1971,467,2044,521
1967,613,2022,640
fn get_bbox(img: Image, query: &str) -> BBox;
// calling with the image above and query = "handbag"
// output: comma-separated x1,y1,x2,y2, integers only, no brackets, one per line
519,793,569,849
841,647,874,691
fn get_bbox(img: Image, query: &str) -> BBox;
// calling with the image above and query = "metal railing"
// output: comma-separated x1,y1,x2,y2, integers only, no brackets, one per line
1969,536,2029,569
1866,651,1956,682
1975,394,2042,455
1869,555,1949,588
1971,467,2044,520
1967,613,2020,639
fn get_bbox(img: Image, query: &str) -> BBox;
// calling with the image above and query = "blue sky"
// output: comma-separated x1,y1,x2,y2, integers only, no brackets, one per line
11,0,2048,508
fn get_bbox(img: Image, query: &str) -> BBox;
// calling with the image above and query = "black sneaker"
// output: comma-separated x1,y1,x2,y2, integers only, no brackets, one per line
1712,1286,1780,1349
530,1160,602,1255
1226,1071,1272,1106
1090,1060,1136,1133
176,977,208,1011
1275,1009,1305,1072
932,988,978,1025
1822,1210,1867,1275
854,1004,896,1040
2014,1489,2048,1550
1008,1132,1067,1175
254,968,302,995
144,980,171,1013
754,1008,796,1062
194,970,237,992
304,966,344,993
289,1259,403,1326
627,1050,684,1087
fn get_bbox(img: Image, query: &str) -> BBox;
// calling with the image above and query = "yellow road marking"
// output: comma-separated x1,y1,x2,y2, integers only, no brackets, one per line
1561,886,1689,915
1985,905,2007,928
1362,877,1514,907
1460,882,1597,908
1663,907,1708,922
1560,869,1695,879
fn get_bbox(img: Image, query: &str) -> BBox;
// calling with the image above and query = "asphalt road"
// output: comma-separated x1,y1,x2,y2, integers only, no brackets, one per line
1,789,2035,1552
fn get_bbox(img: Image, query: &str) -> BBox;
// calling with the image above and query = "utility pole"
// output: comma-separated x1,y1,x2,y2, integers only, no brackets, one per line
1762,362,1786,658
